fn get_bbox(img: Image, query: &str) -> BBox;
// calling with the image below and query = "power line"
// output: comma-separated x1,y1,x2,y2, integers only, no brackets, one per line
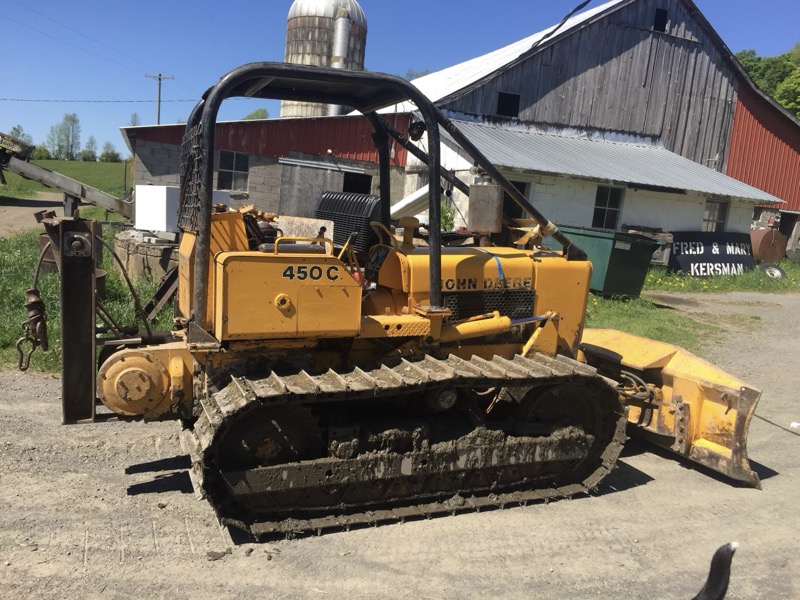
0,98,195,103
0,14,146,74
9,0,161,73
5,4,204,99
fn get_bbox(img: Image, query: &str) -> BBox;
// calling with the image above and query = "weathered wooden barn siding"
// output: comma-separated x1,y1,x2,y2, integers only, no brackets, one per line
441,0,737,170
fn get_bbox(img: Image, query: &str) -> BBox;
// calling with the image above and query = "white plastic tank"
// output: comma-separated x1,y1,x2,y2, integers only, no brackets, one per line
281,0,368,118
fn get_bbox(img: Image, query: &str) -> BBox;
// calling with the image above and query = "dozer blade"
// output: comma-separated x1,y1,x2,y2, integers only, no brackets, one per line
579,329,760,488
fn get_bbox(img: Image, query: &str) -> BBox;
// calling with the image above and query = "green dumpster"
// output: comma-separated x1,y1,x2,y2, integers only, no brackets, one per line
547,226,659,297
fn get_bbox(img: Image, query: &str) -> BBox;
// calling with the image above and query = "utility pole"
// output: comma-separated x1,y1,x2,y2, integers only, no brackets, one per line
145,73,174,125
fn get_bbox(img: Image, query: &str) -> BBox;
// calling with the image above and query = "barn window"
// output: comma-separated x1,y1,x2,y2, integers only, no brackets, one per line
343,172,373,194
592,186,623,229
496,92,521,118
653,8,669,33
702,199,729,233
503,180,529,219
217,150,249,191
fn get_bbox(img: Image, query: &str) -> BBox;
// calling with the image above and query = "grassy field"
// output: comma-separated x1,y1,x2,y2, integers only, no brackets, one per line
0,228,170,372
584,294,722,351
1,159,132,199
583,260,798,349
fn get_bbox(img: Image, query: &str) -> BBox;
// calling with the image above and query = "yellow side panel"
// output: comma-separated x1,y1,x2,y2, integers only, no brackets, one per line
580,328,678,370
374,247,410,291
214,252,361,340
404,247,537,304
210,212,249,254
177,232,195,320
359,315,431,338
532,256,592,353
177,213,248,327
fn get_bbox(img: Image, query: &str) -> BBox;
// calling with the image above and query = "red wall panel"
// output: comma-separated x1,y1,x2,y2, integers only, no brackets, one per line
727,85,800,212
130,114,411,167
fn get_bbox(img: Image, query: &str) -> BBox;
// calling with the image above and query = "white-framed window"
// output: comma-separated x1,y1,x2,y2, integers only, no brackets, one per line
217,150,249,191
592,186,623,229
702,199,729,232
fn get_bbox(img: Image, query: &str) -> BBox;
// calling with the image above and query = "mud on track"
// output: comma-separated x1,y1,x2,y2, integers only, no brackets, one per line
1,291,798,599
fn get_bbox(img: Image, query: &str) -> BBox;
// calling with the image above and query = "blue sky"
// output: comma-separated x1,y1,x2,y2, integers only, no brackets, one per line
2,0,798,154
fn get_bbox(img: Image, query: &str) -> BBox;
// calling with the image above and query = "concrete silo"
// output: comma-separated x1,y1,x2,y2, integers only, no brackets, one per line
281,0,368,118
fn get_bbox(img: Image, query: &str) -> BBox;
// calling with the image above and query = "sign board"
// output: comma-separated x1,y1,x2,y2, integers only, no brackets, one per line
668,231,754,277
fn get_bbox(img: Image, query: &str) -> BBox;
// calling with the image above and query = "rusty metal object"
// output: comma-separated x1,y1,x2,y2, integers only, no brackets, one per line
750,228,788,264
16,288,49,372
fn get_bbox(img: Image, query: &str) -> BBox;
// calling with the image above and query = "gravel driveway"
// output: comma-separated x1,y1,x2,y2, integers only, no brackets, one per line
1,291,798,599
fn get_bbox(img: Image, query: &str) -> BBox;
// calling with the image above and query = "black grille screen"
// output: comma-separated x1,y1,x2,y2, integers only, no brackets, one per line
314,191,382,257
177,123,204,233
443,290,535,323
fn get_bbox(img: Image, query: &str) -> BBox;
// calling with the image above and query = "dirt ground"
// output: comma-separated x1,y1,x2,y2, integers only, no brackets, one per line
0,191,797,598
0,192,63,237
0,291,797,599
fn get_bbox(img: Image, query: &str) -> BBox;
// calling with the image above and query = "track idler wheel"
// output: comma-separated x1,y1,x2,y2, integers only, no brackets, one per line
215,405,323,470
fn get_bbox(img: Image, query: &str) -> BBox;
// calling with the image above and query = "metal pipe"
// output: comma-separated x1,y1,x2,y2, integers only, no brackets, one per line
440,312,512,343
328,7,351,117
367,113,392,225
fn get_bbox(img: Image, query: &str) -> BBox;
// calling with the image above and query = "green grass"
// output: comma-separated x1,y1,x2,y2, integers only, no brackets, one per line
1,159,132,199
584,260,800,350
644,260,800,293
584,294,720,351
0,229,172,372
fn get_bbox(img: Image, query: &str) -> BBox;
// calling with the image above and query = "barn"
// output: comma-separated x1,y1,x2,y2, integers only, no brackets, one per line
121,0,799,252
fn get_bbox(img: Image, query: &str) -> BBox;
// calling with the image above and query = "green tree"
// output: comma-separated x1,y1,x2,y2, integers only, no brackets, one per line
735,49,761,75
736,47,800,114
99,142,122,163
774,67,800,118
441,200,455,231
790,42,800,65
758,55,797,96
45,113,81,160
32,145,51,160
404,69,433,81
242,108,268,120
78,136,98,161
8,124,33,144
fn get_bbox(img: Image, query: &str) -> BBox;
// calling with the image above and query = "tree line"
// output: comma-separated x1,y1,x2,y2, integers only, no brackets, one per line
7,113,132,163
735,43,800,118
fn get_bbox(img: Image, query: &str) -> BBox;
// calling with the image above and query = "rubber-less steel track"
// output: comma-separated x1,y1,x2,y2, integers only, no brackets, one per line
182,353,627,539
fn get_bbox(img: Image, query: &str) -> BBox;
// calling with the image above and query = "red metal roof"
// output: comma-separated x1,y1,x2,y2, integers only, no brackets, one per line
126,114,411,168
727,85,800,212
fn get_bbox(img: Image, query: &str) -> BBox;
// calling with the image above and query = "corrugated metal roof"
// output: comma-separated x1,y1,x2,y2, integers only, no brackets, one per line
447,121,782,204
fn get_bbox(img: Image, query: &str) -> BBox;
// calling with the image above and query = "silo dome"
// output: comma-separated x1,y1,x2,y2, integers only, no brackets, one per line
287,0,367,30
282,0,368,118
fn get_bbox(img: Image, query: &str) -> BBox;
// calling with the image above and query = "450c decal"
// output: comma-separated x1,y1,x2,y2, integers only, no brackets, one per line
281,265,340,281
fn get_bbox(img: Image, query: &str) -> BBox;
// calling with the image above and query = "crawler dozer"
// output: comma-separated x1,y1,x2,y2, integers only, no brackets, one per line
20,63,760,539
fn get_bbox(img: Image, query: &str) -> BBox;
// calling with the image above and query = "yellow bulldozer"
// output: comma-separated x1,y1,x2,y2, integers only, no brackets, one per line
21,63,759,539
